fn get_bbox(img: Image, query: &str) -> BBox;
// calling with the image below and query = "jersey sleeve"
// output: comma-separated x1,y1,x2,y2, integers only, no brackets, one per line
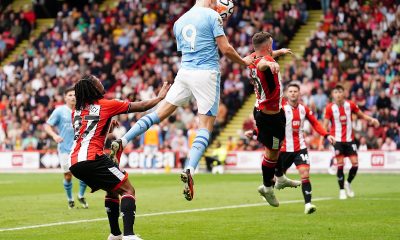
210,11,225,38
47,108,60,127
349,101,360,114
305,106,328,136
104,99,130,117
324,104,332,120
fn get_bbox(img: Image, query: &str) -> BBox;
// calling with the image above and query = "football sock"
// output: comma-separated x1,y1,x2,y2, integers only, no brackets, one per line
78,180,87,199
186,128,210,170
105,196,121,236
275,158,284,177
121,195,136,236
262,155,277,187
337,165,345,189
347,166,358,183
121,112,160,146
63,179,73,201
301,178,312,204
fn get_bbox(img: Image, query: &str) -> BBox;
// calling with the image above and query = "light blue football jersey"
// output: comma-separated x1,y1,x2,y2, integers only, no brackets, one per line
173,7,225,71
47,105,74,154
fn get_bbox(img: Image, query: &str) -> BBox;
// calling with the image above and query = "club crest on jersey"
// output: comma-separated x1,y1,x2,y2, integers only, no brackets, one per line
90,105,100,114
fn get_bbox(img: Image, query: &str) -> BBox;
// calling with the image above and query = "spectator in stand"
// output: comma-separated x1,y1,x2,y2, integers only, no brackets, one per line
381,137,397,151
376,90,392,110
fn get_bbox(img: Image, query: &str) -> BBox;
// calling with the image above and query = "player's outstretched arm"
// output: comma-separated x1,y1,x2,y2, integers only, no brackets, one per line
127,82,171,113
216,35,253,66
356,111,380,127
272,48,293,58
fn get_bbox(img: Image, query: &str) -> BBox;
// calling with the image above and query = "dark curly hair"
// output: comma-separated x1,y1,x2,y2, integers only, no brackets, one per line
74,74,104,110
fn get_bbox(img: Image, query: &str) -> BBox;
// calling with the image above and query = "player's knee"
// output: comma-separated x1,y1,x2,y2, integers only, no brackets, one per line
64,172,72,182
106,191,119,199
264,148,279,161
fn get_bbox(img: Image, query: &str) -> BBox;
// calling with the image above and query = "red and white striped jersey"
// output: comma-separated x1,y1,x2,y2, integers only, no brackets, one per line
324,100,360,143
248,54,283,112
281,103,328,152
69,99,130,166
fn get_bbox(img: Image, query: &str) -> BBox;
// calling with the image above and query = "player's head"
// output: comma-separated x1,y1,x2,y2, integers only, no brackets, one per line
286,83,300,103
74,74,105,110
332,85,345,103
197,0,217,8
252,31,273,55
64,87,76,107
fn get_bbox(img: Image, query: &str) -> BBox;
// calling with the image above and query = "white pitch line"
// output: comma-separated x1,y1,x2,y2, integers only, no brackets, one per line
0,197,332,232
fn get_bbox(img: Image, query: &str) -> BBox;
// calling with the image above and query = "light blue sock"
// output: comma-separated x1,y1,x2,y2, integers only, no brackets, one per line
63,179,73,201
78,180,87,199
122,112,160,144
187,128,210,169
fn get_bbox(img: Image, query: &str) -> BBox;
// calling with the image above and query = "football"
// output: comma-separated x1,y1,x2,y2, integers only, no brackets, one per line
215,0,235,20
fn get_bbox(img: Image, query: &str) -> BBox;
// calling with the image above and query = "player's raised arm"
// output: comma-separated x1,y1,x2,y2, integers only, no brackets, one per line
257,58,280,73
127,82,171,113
272,48,293,58
216,35,253,66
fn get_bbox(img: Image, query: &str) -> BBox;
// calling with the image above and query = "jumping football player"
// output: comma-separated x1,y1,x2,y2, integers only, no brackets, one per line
323,85,379,199
109,0,253,201
69,75,169,240
246,32,301,207
44,87,88,209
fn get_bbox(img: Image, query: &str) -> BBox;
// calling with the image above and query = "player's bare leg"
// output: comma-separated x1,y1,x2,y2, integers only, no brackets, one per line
106,191,122,240
63,172,75,209
345,156,358,198
258,148,279,207
298,165,316,214
336,156,347,200
114,180,142,240
110,101,177,163
182,114,215,201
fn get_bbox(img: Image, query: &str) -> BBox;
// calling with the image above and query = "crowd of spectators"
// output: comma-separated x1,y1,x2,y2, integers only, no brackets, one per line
238,0,400,151
0,0,306,155
0,5,36,61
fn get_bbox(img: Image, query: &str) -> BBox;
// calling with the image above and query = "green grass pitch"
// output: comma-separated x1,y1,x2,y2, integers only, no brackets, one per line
0,173,399,239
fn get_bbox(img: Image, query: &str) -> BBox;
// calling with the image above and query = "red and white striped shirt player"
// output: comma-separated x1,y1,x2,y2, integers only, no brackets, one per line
324,100,360,143
281,102,329,152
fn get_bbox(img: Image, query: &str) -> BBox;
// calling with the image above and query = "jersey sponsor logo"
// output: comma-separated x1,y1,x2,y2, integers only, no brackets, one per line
292,120,301,127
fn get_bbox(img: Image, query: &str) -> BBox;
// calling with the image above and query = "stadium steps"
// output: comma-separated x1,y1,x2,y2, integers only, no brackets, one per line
1,18,54,66
100,0,119,11
10,0,30,11
204,9,323,157
279,10,323,72
0,0,33,66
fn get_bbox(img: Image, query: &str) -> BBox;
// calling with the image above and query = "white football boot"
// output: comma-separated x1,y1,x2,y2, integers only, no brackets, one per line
107,234,122,240
122,235,143,240
339,189,347,200
258,185,279,207
275,175,301,190
304,203,317,214
344,181,355,198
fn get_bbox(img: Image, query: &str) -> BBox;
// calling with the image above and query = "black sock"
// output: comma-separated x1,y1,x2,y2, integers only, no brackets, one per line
301,179,312,204
275,158,284,177
347,166,358,183
121,195,136,236
337,167,344,189
262,155,277,187
105,197,121,236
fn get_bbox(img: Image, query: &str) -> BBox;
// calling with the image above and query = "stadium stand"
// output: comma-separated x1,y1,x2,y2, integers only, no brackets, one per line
1,0,398,154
